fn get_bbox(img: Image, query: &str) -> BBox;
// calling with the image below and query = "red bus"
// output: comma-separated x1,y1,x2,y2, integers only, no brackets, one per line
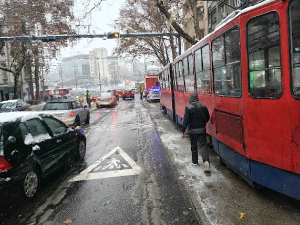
159,0,300,200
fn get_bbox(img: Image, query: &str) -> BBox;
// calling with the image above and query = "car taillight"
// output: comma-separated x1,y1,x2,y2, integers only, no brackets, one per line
110,97,115,101
70,111,74,117
0,157,13,173
149,95,152,97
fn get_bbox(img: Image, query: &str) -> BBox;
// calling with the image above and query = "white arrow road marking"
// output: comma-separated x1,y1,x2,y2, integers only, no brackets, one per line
69,146,142,182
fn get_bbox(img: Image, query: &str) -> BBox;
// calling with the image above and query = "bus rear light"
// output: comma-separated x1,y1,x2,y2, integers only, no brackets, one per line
70,111,74,117
0,157,13,173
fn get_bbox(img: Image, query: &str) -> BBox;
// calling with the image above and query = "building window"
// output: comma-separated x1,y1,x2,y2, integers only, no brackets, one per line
212,27,241,97
247,12,281,98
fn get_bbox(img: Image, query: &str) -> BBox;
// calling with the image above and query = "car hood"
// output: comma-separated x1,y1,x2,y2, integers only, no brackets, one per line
42,110,69,115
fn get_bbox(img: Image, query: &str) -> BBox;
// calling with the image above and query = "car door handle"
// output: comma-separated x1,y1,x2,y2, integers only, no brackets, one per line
57,139,62,143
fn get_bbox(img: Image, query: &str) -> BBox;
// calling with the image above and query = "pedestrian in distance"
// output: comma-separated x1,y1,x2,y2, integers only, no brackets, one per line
140,90,143,100
86,90,91,107
44,94,48,102
181,92,211,172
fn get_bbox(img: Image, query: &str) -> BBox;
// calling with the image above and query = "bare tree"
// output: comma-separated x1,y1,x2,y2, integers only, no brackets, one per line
0,0,75,99
114,0,177,66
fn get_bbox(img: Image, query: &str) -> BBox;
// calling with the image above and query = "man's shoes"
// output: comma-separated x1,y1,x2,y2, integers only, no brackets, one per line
191,162,198,166
204,161,210,172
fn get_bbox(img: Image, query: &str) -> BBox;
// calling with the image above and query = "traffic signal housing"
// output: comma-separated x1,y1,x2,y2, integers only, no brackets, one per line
108,32,120,39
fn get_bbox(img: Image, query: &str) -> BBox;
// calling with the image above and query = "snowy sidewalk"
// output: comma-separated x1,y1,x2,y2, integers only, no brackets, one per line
146,104,300,225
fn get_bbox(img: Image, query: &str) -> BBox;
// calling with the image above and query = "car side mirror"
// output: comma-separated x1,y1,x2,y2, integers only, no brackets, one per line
68,125,75,131
84,105,87,109
8,136,16,144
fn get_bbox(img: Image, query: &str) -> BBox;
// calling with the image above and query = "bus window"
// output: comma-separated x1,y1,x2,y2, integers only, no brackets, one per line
289,0,300,97
247,12,281,98
212,27,241,97
195,45,211,95
183,54,194,92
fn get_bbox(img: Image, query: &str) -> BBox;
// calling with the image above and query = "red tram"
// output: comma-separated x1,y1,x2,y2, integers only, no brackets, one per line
159,0,300,200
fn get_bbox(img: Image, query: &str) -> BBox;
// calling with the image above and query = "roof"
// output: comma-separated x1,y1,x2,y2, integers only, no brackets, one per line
46,99,76,103
0,100,20,103
0,112,51,123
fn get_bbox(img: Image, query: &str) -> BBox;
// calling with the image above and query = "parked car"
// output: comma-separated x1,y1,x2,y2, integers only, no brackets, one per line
0,112,86,200
96,93,118,108
122,90,134,100
43,100,90,126
147,90,160,102
0,100,31,112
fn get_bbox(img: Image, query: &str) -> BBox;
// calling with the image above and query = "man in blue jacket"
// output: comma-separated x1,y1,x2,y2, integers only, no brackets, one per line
181,92,210,172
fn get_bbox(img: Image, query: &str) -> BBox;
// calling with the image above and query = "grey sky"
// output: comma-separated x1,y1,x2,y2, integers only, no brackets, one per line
58,0,125,59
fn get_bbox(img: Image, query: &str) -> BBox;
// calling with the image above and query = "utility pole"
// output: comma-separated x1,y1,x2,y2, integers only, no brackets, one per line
97,57,101,91
74,64,78,89
59,66,63,88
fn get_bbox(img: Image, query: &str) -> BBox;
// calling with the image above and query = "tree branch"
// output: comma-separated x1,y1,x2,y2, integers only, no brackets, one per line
156,1,198,45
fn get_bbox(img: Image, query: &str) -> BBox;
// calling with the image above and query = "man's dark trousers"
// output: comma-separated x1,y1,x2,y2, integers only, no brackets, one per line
189,133,209,164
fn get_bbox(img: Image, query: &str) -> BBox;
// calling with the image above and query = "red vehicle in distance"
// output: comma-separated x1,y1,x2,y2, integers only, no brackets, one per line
122,89,134,100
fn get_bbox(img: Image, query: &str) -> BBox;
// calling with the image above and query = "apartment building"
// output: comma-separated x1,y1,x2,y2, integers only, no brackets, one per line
182,0,209,50
208,0,263,33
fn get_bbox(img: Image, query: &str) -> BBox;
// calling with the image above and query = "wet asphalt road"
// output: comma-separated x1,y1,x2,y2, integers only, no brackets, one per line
0,96,201,225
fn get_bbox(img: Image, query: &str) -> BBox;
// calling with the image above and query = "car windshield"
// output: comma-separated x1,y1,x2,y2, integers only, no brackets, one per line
43,102,70,110
100,93,113,98
0,102,17,109
150,91,159,95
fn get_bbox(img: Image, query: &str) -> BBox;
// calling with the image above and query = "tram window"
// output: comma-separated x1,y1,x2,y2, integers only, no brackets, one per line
184,55,194,92
195,49,202,72
225,28,241,64
159,73,163,90
212,36,225,68
247,12,281,98
202,45,210,71
195,45,211,95
166,70,170,90
176,61,184,92
289,0,300,97
213,28,241,97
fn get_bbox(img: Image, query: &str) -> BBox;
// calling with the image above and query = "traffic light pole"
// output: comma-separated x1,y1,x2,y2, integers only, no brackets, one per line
0,32,181,42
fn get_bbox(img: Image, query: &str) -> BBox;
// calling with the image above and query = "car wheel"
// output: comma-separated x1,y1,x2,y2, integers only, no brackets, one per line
75,116,80,126
76,140,86,161
22,169,40,199
85,113,90,124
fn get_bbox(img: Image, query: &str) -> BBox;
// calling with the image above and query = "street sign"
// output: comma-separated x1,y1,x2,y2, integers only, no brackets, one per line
69,146,142,182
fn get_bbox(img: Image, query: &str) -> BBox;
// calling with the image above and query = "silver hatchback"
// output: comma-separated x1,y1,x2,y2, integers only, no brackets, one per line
96,93,117,108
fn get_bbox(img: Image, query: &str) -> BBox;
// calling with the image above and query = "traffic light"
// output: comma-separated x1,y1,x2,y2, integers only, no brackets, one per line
107,32,120,39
